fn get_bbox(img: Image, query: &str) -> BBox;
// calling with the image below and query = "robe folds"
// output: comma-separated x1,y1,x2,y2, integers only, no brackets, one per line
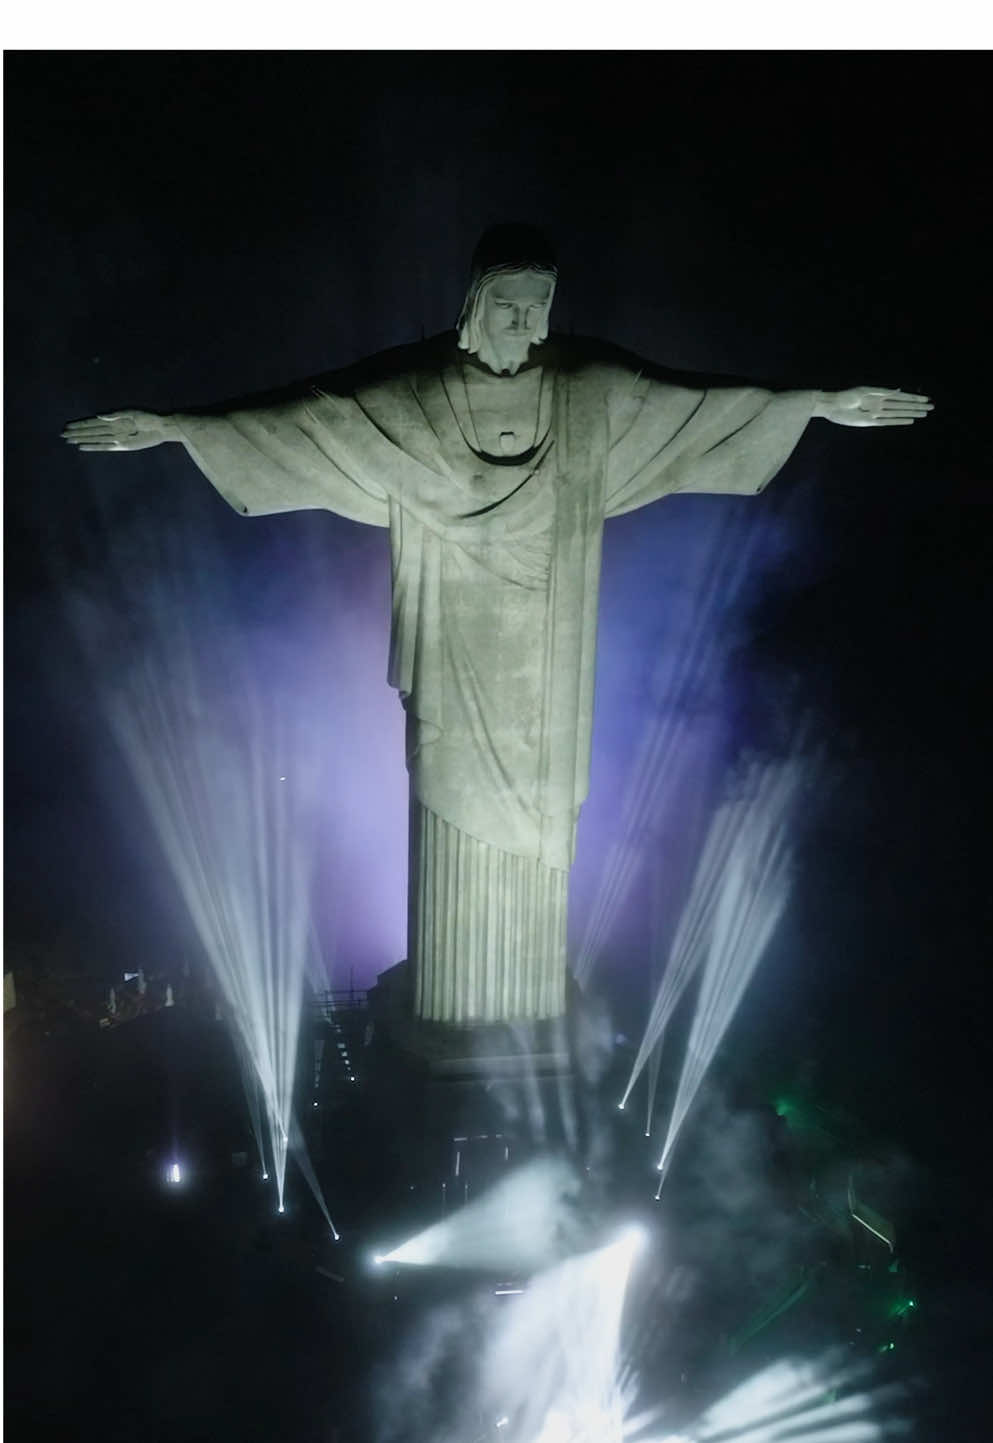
175,335,814,1022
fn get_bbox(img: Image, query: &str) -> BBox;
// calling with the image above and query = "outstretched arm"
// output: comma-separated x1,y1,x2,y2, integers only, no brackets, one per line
812,386,933,427
604,372,935,517
64,396,390,527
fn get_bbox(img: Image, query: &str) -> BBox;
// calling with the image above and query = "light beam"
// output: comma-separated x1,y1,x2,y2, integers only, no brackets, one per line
655,762,799,1188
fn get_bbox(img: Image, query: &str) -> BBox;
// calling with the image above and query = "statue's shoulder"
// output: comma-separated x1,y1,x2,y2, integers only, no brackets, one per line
314,335,453,403
552,336,763,408
551,335,674,399
552,334,640,376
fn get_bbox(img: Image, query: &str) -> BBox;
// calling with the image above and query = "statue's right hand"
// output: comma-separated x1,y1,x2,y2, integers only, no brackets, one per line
62,410,178,452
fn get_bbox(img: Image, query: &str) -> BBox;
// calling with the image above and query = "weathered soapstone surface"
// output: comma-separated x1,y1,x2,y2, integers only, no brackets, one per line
62,225,931,1029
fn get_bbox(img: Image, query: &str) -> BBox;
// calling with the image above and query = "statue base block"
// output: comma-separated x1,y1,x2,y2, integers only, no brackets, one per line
369,960,571,1078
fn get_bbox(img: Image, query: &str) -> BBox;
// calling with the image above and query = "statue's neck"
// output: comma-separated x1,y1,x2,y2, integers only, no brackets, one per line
460,358,550,461
461,350,545,380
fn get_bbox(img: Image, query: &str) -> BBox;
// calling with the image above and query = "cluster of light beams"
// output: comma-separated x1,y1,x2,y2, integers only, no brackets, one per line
654,762,799,1193
115,683,311,1214
650,1351,911,1443
574,510,762,988
619,775,764,1113
71,560,336,1229
478,1229,645,1443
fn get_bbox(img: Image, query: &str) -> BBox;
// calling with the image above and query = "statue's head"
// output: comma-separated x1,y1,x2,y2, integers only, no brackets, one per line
457,224,557,376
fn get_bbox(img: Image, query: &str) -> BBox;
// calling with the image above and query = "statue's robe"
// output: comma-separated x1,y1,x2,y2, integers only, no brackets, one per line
175,335,814,1023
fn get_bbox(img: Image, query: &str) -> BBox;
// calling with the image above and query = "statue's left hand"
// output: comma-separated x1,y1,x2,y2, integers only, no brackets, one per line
814,387,933,427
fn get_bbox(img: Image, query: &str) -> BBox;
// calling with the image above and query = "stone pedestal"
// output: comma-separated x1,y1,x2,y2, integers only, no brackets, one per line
370,959,571,1079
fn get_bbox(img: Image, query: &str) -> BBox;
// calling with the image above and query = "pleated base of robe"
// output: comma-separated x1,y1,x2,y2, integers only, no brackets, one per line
409,801,568,1023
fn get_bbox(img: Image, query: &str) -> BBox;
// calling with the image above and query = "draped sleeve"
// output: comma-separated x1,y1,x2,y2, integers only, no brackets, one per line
602,363,816,518
173,391,391,527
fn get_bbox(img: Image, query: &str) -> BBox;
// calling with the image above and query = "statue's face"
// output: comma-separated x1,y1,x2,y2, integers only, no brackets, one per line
473,268,555,375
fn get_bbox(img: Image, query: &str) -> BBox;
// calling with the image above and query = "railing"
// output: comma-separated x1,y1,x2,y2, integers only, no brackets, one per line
312,988,368,1020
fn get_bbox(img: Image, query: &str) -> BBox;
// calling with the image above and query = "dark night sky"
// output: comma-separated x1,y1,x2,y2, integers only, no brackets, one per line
5,52,992,1174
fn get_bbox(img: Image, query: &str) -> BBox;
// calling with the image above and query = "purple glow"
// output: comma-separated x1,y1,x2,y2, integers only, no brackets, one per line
571,496,801,989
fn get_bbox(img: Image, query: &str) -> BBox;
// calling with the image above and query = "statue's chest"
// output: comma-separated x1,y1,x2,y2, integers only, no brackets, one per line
461,368,546,458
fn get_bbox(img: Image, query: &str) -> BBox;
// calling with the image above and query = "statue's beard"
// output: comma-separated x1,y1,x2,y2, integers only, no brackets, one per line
472,333,542,377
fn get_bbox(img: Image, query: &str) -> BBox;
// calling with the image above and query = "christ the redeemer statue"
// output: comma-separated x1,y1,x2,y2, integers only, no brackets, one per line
64,225,931,1027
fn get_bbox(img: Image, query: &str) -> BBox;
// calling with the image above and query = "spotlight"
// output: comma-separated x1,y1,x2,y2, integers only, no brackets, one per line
278,1204,285,1214
615,1223,647,1255
262,1171,269,1181
617,1101,625,1111
166,1162,182,1185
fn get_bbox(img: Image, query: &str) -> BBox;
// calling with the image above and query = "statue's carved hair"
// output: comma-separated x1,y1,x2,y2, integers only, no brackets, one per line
456,225,557,353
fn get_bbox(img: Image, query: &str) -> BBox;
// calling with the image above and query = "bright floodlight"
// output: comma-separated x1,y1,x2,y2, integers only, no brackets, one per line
614,1223,647,1257
168,1162,182,1184
277,1203,285,1214
377,1158,582,1273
